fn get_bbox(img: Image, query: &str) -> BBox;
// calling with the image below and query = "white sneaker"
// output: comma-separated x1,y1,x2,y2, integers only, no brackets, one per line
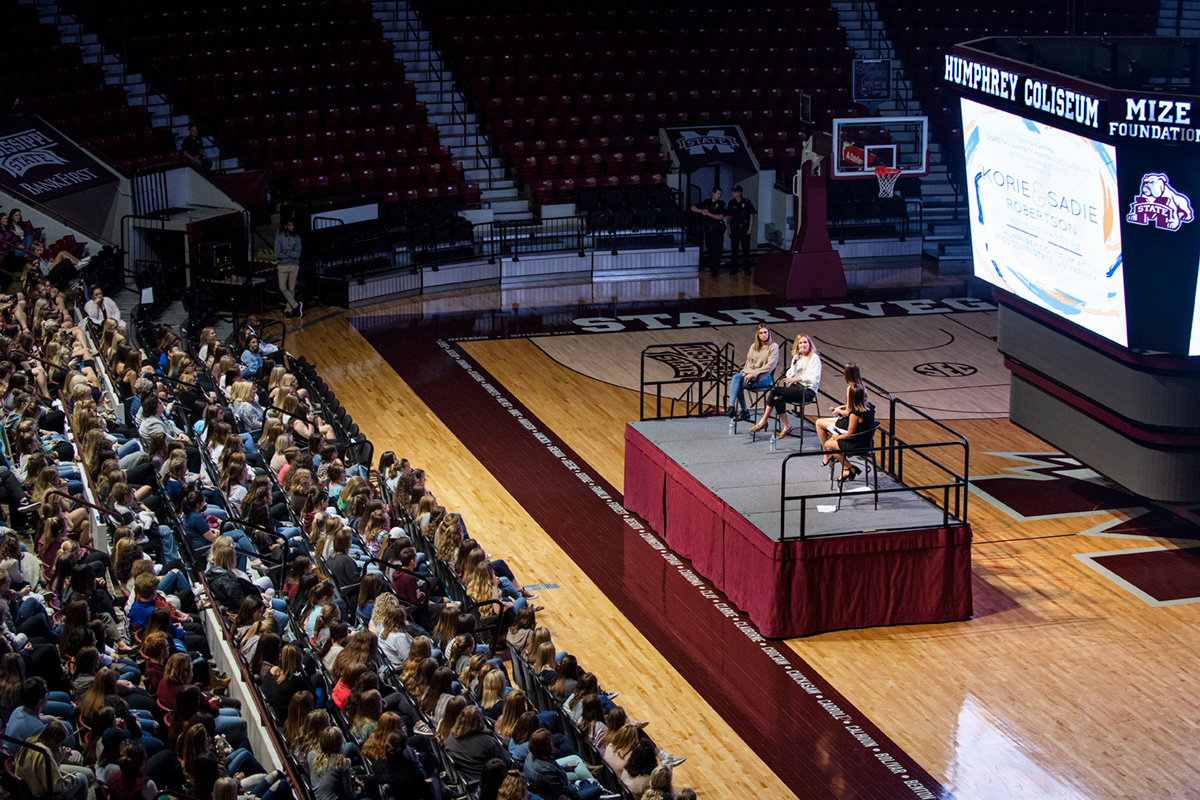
660,753,686,767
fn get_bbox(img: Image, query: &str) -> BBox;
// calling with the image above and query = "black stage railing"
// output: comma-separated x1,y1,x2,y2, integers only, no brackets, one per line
779,437,969,540
638,341,737,420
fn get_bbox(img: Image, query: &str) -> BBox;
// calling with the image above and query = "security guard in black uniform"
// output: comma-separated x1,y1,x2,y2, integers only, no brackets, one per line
726,185,756,275
690,186,727,276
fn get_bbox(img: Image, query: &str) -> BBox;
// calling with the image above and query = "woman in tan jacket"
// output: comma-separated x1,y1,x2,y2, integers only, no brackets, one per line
727,323,779,421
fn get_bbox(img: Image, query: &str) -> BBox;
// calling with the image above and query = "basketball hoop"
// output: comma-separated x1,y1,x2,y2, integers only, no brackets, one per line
875,166,902,198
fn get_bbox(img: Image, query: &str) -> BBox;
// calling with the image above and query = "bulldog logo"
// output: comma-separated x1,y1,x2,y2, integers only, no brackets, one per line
1126,172,1195,231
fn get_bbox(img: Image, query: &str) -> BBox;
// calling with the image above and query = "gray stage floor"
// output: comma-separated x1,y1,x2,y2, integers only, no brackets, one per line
630,416,956,541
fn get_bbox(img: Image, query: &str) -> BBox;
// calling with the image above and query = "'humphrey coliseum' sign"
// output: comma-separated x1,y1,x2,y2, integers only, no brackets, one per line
0,117,117,201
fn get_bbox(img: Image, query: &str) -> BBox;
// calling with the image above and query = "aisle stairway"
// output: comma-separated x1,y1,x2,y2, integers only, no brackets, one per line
370,0,533,222
829,0,971,272
31,0,240,172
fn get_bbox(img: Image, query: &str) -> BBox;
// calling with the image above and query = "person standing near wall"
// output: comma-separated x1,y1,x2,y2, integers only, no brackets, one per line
725,185,756,275
274,220,302,319
690,187,726,277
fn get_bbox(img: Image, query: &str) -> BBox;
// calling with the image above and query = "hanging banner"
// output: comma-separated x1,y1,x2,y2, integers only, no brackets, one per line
662,124,759,174
0,116,118,201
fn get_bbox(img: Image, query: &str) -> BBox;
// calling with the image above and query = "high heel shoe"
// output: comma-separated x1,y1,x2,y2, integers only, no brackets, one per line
837,465,861,485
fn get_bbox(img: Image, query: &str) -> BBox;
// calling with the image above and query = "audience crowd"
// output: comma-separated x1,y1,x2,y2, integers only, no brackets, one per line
0,235,695,800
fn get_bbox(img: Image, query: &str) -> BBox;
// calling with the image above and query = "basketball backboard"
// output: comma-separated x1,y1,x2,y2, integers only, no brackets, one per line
831,116,929,179
852,60,893,104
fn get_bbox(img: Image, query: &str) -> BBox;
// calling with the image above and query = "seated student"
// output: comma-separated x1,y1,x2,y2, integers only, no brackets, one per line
370,595,413,670
445,706,511,784
204,538,287,629
262,644,315,720
4,676,79,754
390,546,442,630
523,729,602,800
748,333,822,436
726,323,778,421
323,528,361,608
14,720,92,800
639,765,675,800
619,741,659,798
816,383,876,484
371,729,436,800
308,728,361,800
814,362,868,443
155,654,246,742
104,743,159,800
84,286,121,327
228,380,265,439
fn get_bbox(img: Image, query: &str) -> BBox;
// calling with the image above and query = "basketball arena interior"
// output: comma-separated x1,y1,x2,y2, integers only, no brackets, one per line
1,1,1199,799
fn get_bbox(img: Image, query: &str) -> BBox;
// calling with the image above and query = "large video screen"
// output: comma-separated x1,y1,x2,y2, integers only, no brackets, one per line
1191,273,1200,355
961,98,1127,346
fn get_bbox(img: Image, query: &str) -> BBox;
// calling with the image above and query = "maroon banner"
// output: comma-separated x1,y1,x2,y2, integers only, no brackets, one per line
0,116,117,201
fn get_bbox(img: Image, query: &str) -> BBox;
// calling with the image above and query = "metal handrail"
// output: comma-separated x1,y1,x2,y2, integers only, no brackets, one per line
192,569,315,800
780,438,970,540
0,735,55,790
257,319,287,356
888,395,970,519
638,341,728,421
44,489,123,527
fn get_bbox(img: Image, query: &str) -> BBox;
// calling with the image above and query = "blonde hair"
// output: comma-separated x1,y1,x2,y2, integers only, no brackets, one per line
479,668,508,710
464,562,499,610
792,333,818,359
531,642,557,674
370,593,406,638
434,515,463,563
208,536,235,570
229,380,256,404
267,365,287,393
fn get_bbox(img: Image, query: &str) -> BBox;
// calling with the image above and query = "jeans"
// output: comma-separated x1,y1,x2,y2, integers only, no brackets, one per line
154,524,181,564
269,599,288,630
728,372,772,414
45,693,75,719
214,709,248,741
157,569,191,596
576,781,603,800
239,432,257,455
252,778,289,800
227,747,264,777
18,597,48,625
117,439,142,458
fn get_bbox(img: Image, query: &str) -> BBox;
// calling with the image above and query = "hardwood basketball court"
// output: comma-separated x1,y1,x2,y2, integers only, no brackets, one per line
283,272,1200,800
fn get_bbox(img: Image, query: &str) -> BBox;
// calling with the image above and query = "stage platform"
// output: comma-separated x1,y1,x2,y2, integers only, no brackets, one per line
624,417,973,638
628,416,952,540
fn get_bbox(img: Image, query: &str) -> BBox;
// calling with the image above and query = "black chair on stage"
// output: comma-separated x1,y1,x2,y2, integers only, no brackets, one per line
770,382,821,450
739,363,779,439
829,422,881,510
